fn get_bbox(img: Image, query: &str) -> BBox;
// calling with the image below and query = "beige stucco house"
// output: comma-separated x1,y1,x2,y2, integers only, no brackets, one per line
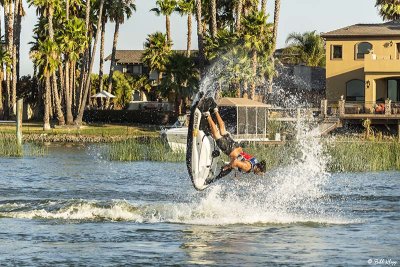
322,21,400,109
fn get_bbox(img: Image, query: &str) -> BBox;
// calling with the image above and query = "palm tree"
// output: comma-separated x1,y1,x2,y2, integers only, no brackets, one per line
76,0,92,112
177,0,194,57
28,0,66,126
11,0,25,115
106,0,136,100
31,39,60,130
60,16,88,124
75,0,105,125
260,0,266,13
242,11,270,99
151,0,177,43
376,0,400,20
267,0,281,94
142,32,172,88
98,0,112,95
196,0,205,72
210,0,217,38
160,52,199,114
235,0,243,32
242,0,258,16
2,0,15,116
283,31,326,67
272,0,281,52
220,46,251,97
0,43,11,118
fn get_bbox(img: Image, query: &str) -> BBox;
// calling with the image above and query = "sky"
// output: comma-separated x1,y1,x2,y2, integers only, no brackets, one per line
16,0,383,76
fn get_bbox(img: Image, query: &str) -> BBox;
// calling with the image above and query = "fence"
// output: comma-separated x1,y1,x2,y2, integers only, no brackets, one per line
83,110,177,125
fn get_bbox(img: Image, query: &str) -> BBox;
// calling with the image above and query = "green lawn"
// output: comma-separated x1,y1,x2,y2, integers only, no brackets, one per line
0,122,159,137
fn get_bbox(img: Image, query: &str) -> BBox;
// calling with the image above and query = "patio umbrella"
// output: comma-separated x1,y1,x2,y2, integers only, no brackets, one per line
100,90,116,98
90,90,116,109
91,90,116,98
91,92,108,98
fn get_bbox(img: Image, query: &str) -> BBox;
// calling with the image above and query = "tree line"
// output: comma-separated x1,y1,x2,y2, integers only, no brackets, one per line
0,0,396,129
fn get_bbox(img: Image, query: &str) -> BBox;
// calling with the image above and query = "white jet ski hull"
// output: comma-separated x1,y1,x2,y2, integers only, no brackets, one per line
186,97,224,191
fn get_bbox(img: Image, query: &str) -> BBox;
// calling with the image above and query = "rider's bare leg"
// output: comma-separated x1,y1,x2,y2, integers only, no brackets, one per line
207,116,222,140
215,111,228,136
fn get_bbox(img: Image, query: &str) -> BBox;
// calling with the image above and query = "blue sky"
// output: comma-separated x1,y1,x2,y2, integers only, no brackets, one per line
17,0,383,76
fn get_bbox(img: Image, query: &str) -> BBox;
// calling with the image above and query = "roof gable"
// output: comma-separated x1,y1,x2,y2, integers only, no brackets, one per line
106,50,197,64
322,21,400,38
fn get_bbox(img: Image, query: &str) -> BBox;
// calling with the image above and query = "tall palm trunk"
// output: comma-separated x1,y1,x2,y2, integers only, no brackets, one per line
243,80,248,98
235,0,243,32
63,0,73,124
65,60,73,124
15,0,23,83
3,3,10,118
107,19,120,97
268,0,281,94
47,4,65,126
77,0,91,115
6,1,14,116
71,61,77,115
43,76,51,130
66,0,69,19
250,49,257,100
58,65,65,105
0,13,2,118
196,0,205,73
75,0,104,125
166,15,171,43
272,0,281,53
186,13,192,57
0,70,3,118
235,81,240,98
11,0,20,116
98,16,106,92
261,0,266,13
52,74,65,125
210,0,217,38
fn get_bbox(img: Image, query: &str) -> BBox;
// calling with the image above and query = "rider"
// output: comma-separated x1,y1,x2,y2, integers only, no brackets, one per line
202,99,267,175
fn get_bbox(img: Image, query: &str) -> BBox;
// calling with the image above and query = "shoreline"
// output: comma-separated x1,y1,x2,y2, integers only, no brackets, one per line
0,133,157,143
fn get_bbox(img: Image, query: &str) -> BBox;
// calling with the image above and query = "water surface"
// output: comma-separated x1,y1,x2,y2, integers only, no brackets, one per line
0,145,399,266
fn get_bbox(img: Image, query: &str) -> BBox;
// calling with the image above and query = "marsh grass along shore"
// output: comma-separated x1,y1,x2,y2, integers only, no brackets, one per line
106,137,400,173
0,134,47,157
1,123,400,172
0,123,158,143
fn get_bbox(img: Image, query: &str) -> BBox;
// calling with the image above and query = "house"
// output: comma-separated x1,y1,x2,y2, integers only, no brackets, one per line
105,50,196,80
105,50,156,80
321,21,400,110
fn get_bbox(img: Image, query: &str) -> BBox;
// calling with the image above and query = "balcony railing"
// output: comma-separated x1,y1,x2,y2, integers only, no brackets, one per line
321,99,400,117
364,53,400,73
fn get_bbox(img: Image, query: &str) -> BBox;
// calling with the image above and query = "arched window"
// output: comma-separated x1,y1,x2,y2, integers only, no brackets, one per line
356,42,373,59
346,80,365,101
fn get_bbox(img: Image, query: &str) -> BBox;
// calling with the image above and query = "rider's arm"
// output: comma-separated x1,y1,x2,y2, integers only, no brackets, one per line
231,160,251,172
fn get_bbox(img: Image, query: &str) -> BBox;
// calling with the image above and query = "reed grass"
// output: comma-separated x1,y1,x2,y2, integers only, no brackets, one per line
106,136,400,173
243,142,300,171
107,137,185,162
0,133,48,158
0,134,23,157
325,140,400,172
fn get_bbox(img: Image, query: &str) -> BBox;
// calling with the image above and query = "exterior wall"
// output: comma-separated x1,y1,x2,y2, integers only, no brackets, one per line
366,72,400,101
325,37,400,103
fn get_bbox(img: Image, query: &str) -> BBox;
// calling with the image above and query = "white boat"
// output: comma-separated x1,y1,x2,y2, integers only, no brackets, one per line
160,119,188,152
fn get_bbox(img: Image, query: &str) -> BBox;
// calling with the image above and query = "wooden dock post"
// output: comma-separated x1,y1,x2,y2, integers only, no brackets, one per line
16,99,23,146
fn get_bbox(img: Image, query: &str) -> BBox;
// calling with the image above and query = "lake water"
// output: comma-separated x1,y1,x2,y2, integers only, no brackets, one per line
0,144,399,266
